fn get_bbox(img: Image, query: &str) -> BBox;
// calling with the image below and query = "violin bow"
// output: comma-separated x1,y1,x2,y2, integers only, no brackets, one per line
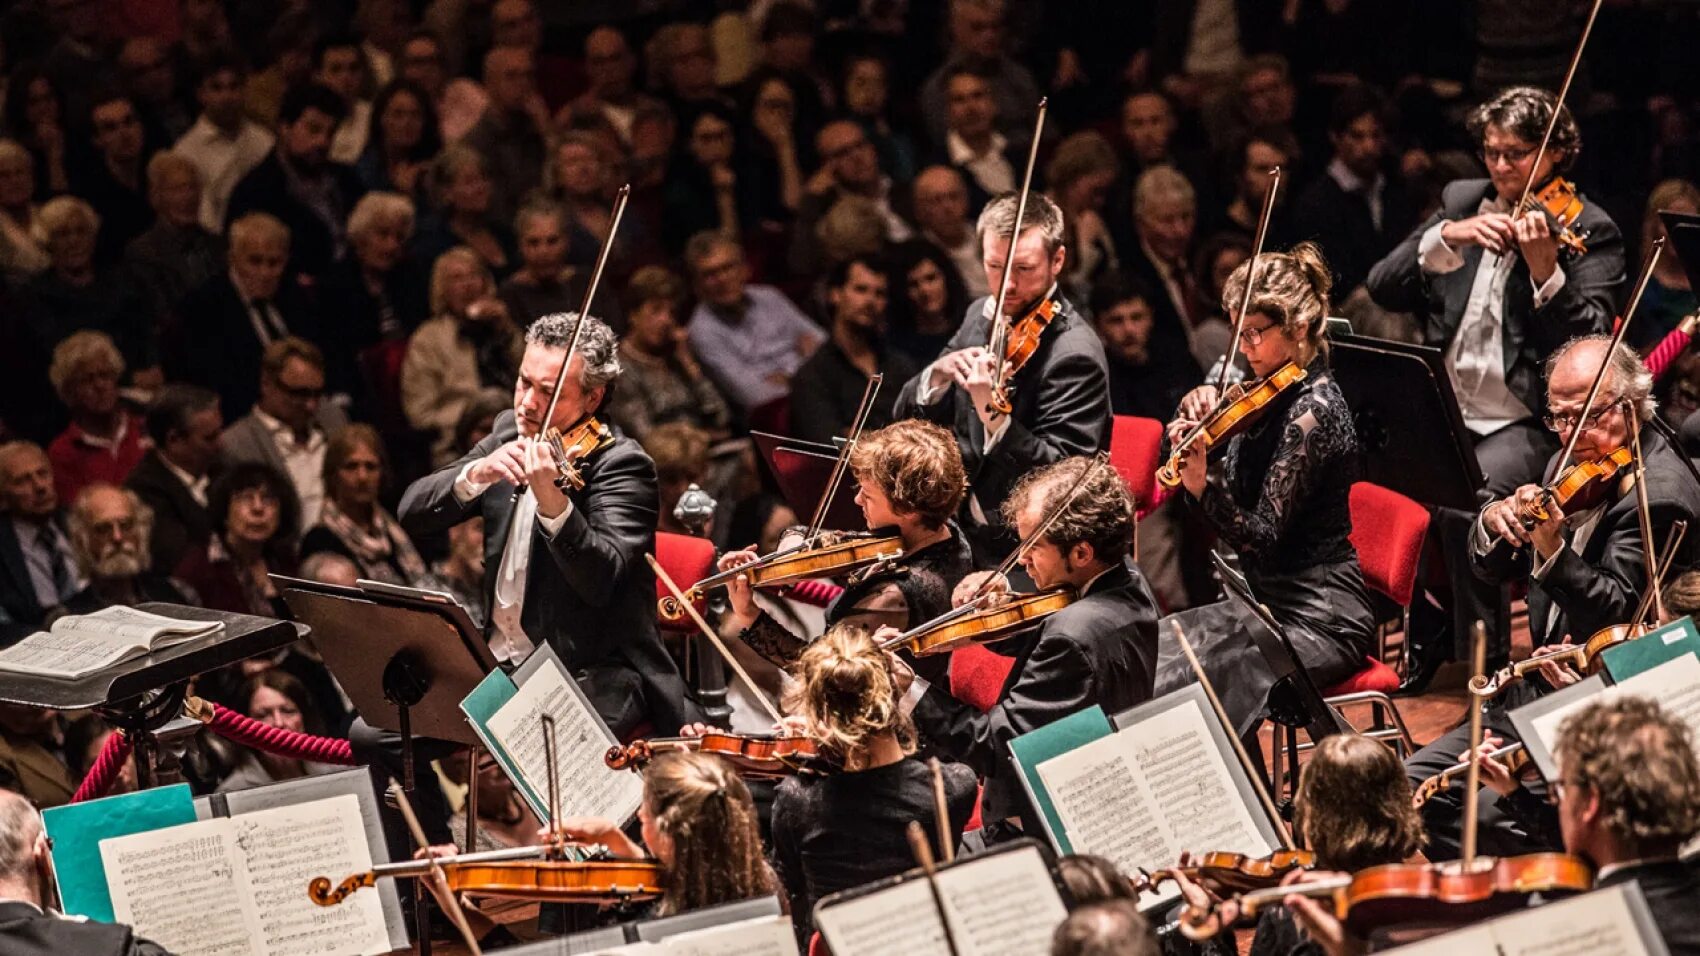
1170,620,1293,849
542,714,561,835
1460,621,1488,866
513,184,630,503
1213,166,1282,399
985,98,1048,415
805,373,884,542
1628,520,1687,631
1627,403,1665,624
929,757,955,864
1514,0,1602,215
906,821,963,956
389,781,483,956
646,552,785,723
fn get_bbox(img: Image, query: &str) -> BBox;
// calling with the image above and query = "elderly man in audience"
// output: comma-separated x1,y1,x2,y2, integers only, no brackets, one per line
912,165,991,298
126,384,222,575
0,443,85,635
123,152,225,326
402,247,524,465
63,483,189,611
45,332,149,505
684,231,823,418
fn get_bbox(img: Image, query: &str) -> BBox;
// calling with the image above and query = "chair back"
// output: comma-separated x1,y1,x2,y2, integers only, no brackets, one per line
947,644,1016,713
1110,415,1165,515
1348,482,1430,607
653,531,717,632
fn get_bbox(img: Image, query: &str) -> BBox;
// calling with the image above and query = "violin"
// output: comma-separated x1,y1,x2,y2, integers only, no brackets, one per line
1157,361,1308,489
1520,176,1590,258
308,846,665,907
543,416,615,491
605,732,827,778
1469,621,1647,700
1179,854,1593,940
988,296,1060,415
1136,849,1316,896
1518,447,1632,528
658,531,905,622
1412,744,1529,809
881,588,1076,657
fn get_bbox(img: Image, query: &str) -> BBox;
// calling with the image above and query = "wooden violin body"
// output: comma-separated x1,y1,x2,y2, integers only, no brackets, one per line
1521,447,1632,527
1158,362,1307,489
888,588,1076,657
1470,621,1646,700
658,533,904,622
605,732,826,777
1137,849,1316,896
543,416,615,491
1523,176,1590,258
309,856,664,907
989,297,1060,415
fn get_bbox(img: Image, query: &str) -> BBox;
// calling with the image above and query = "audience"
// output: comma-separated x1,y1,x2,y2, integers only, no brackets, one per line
909,166,988,297
412,143,515,277
684,231,822,417
0,705,74,808
45,332,149,505
606,266,731,444
884,239,971,367
173,461,298,617
220,337,347,529
216,671,341,792
174,52,273,234
63,483,189,611
0,442,85,632
789,254,916,444
300,424,427,587
123,152,225,326
126,384,222,575
402,247,524,464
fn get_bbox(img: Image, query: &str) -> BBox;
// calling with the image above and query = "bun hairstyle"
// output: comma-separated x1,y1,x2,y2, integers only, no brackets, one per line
1220,241,1334,360
642,751,775,915
783,622,915,767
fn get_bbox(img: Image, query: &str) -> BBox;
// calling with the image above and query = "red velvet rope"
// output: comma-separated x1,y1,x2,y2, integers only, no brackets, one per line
1645,324,1693,382
71,731,133,803
205,703,357,765
786,579,844,607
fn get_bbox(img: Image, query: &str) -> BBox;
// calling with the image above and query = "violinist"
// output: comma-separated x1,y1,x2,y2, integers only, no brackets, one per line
1405,336,1700,860
1153,243,1377,735
893,192,1111,561
769,623,978,946
722,419,974,673
888,457,1160,843
371,311,699,843
1365,85,1625,689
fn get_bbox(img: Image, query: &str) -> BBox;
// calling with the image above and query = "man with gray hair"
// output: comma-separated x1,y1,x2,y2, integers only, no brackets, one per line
894,191,1110,559
0,789,174,954
63,483,189,612
1402,334,1700,860
389,311,697,841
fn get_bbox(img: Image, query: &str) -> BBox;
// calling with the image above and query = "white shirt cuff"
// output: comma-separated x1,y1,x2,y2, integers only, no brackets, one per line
1418,222,1465,275
537,500,573,536
1531,545,1562,581
982,413,1010,451
915,362,946,405
453,461,491,503
1531,264,1567,309
900,675,931,716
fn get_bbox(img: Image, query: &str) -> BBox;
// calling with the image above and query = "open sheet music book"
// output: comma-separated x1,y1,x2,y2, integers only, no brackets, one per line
813,840,1068,956
99,793,391,956
1384,883,1668,956
1016,684,1283,911
0,606,223,678
1512,652,1700,785
572,915,798,955
461,643,645,825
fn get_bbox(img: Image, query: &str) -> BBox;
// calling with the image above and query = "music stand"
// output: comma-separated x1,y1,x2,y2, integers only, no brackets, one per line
751,431,867,532
0,603,303,788
1330,332,1485,511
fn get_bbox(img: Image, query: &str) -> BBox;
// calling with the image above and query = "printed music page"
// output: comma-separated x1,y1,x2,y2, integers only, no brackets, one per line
1036,697,1272,906
103,818,261,956
653,915,798,955
484,658,645,825
1530,653,1700,762
1386,885,1657,956
815,879,945,956
233,794,391,956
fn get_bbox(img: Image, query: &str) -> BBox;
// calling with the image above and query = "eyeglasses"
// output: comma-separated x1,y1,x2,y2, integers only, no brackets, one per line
1479,145,1538,166
1241,322,1279,346
1543,399,1621,432
1546,778,1585,806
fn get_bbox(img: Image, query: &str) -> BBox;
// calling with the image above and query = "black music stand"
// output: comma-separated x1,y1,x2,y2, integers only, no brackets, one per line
751,431,867,532
1330,333,1485,511
0,604,303,788
1659,211,1700,291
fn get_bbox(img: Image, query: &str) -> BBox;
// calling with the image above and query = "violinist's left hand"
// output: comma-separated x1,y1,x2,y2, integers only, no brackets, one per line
1284,869,1366,956
1535,648,1583,689
1528,499,1565,560
1514,210,1559,285
523,439,572,519
1178,445,1208,498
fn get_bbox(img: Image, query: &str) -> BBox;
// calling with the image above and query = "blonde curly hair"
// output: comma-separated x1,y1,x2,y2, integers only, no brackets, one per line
783,622,915,768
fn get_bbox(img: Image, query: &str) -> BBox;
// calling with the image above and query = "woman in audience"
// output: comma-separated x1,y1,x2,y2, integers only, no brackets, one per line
605,265,732,445
739,70,805,223
413,143,515,277
46,331,149,503
0,139,48,278
19,196,158,384
323,191,429,350
1,65,71,197
357,79,443,200
217,671,342,792
401,246,524,464
174,461,299,616
663,104,748,252
839,53,914,185
770,623,979,946
442,748,538,851
885,239,969,367
1630,177,1699,350
301,423,428,586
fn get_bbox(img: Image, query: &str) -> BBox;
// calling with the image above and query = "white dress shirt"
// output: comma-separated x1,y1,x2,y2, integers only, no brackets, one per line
174,115,274,232
251,408,327,526
452,464,571,665
947,129,1015,197
1327,157,1386,232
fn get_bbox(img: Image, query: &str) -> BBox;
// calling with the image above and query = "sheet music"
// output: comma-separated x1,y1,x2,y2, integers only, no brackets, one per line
234,795,391,956
1037,698,1271,905
103,822,260,956
1530,654,1700,766
52,605,220,640
485,659,645,824
1387,885,1657,955
815,879,949,956
652,915,797,955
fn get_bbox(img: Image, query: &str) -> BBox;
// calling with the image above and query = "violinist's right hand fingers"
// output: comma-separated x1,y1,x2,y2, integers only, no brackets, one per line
773,714,812,736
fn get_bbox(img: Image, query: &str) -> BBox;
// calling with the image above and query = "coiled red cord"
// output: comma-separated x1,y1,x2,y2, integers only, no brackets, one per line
786,579,844,607
71,730,134,803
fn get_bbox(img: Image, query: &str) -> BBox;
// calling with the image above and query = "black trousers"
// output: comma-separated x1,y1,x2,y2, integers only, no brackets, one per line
1428,418,1557,664
1402,708,1557,861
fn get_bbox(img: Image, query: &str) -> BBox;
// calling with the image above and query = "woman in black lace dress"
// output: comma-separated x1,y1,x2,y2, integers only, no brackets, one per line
719,419,974,677
1154,243,1377,734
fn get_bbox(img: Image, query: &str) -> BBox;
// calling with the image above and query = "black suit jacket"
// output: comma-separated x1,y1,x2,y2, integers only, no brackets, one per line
225,151,366,283
170,274,330,420
1289,170,1418,296
0,901,172,956
398,410,697,736
1474,429,1700,648
1599,860,1700,956
1365,178,1625,416
910,561,1160,822
0,513,72,634
1121,244,1206,376
125,450,213,576
894,293,1111,552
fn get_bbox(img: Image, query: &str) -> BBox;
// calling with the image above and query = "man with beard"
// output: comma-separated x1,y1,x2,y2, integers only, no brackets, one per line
62,483,190,612
789,255,919,445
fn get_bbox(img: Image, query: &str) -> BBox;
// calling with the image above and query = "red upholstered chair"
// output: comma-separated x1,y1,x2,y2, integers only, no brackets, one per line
653,532,716,634
1109,415,1166,517
809,931,827,956
948,644,1016,714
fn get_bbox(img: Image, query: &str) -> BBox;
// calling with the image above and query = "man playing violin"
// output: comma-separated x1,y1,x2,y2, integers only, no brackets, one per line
1404,336,1700,860
893,192,1112,562
1366,86,1625,689
885,457,1159,843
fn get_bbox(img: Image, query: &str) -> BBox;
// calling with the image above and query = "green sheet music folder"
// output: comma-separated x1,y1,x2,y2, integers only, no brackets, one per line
1008,705,1114,854
43,783,197,922
1603,615,1700,682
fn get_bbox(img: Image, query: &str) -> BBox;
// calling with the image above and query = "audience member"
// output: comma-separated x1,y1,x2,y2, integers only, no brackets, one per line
645,422,712,536
647,23,727,113
661,104,747,252
790,255,916,444
0,140,49,278
0,705,73,809
173,461,299,616
398,29,489,143
559,27,661,148
839,54,915,185
127,384,221,574
1,66,72,198
1090,272,1194,422
1214,127,1297,241
357,80,442,200
18,196,159,384
934,66,1019,211
301,424,428,586
684,231,823,417
884,240,971,366
320,191,429,350
606,266,731,444
314,34,375,167
173,52,274,234
462,46,549,229
217,671,341,792
116,39,189,145
63,483,189,610
220,338,349,528
45,332,148,504
0,443,84,632
1629,178,1700,350
791,119,911,277
1047,131,1122,304
69,91,155,264
402,248,523,464
123,152,224,325
1124,166,1220,372
1292,84,1416,296
421,516,487,627
497,198,621,329
441,748,537,850
413,143,516,277
918,0,1040,148
910,165,990,297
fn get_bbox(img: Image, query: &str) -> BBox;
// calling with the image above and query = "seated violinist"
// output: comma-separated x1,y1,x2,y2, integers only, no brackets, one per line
1405,335,1700,860
1171,734,1424,955
885,457,1160,843
769,623,979,947
720,419,974,680
1153,243,1377,737
1294,698,1700,956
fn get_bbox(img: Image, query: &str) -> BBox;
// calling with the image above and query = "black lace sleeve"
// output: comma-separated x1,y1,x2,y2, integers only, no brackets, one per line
740,610,808,667
1197,393,1339,556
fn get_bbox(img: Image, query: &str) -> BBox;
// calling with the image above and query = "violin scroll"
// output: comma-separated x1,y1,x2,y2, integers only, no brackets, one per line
543,418,614,492
308,871,375,907
604,740,654,771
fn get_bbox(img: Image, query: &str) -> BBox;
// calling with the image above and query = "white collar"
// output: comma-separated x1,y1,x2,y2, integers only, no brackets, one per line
1597,856,1680,882
251,408,322,448
158,452,207,494
947,129,1008,165
1327,157,1382,196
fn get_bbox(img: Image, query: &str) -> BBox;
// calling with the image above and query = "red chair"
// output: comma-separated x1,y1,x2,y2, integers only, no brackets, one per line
948,644,1016,713
653,532,716,634
1109,415,1165,517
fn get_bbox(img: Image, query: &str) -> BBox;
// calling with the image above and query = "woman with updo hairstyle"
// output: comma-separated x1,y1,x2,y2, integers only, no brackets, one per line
720,419,975,676
1156,242,1378,732
770,622,978,945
